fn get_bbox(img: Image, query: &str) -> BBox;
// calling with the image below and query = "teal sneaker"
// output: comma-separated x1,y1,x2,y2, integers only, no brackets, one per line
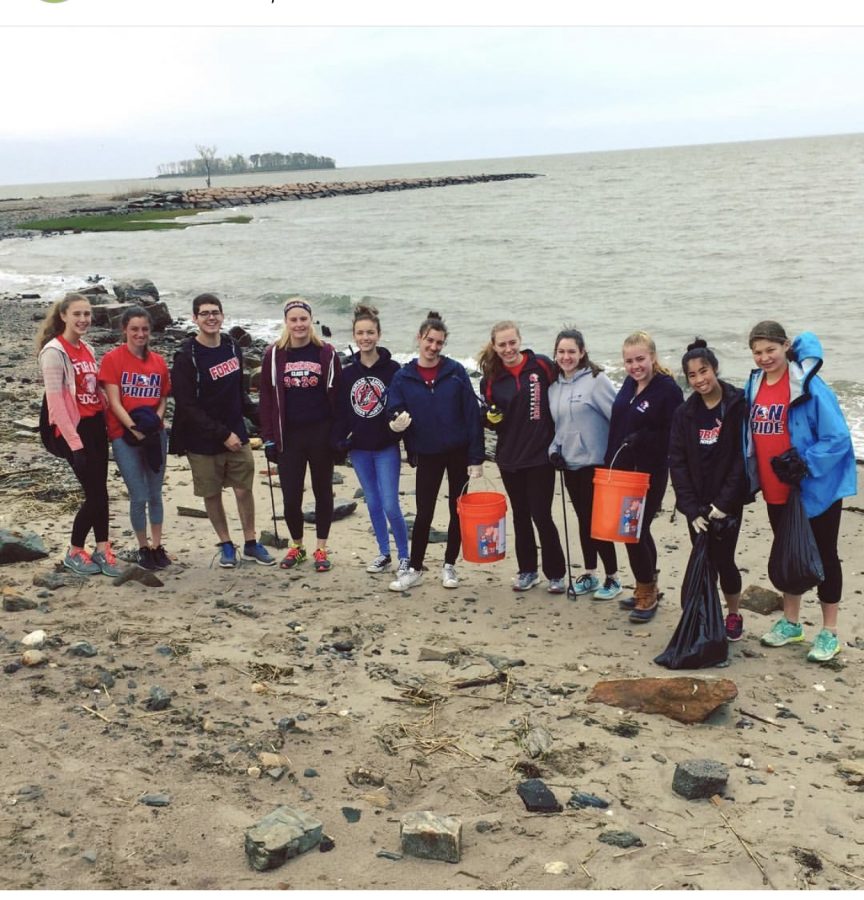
760,616,804,647
807,629,840,663
593,576,623,601
572,573,601,596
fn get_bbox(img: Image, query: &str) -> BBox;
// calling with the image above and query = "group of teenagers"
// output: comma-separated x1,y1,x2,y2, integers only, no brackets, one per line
37,291,857,664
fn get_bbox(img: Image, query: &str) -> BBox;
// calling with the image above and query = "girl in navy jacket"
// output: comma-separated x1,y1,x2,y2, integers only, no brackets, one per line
385,311,484,592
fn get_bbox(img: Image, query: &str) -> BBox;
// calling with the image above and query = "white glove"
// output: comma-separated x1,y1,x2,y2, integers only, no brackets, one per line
691,516,709,534
388,411,412,433
468,464,483,479
708,504,727,520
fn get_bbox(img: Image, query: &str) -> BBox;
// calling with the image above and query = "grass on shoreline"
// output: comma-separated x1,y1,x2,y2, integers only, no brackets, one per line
16,209,252,233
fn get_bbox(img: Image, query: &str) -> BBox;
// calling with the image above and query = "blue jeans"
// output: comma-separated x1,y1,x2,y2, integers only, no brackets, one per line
111,431,167,535
350,444,409,559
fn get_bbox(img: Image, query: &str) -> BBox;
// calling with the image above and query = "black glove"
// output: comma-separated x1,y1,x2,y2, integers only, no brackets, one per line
549,449,567,471
407,452,418,469
71,449,88,480
770,448,808,485
263,441,279,464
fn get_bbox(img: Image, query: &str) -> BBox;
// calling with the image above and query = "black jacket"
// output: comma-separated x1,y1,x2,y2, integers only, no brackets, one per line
168,334,257,456
668,379,750,521
333,347,403,452
479,350,556,472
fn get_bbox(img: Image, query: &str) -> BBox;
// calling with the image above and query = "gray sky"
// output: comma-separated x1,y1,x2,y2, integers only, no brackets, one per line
2,23,864,184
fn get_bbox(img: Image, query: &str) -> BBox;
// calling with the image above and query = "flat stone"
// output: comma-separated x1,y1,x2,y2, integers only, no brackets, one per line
139,793,171,807
672,759,730,799
342,807,361,823
740,584,783,615
2,588,38,611
113,567,163,587
376,849,403,860
67,641,97,658
12,417,40,433
303,500,356,523
598,830,644,848
331,471,344,485
32,571,86,591
82,849,98,863
524,725,553,758
244,806,323,871
516,778,563,813
145,686,171,711
568,791,610,809
400,811,462,863
587,676,738,724
260,530,290,550
0,528,49,565
176,505,209,519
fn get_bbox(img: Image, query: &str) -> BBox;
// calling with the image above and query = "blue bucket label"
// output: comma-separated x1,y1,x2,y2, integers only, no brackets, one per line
476,517,507,557
618,496,645,541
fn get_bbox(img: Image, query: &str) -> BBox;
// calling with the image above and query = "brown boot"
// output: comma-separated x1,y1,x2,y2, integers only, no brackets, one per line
629,580,659,622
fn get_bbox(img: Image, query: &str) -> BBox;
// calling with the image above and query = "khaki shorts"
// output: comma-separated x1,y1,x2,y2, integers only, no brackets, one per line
187,444,255,497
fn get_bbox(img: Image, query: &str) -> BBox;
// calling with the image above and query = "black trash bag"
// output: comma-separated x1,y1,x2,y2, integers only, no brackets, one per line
767,485,824,595
39,393,70,459
654,532,727,669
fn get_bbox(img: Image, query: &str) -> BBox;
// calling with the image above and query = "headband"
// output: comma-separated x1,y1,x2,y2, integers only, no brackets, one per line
283,299,312,316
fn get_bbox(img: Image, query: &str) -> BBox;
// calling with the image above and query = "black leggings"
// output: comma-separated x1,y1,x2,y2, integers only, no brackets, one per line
410,447,468,570
687,516,743,596
625,469,668,583
277,419,334,541
70,413,110,547
767,499,842,603
500,464,565,579
562,466,618,575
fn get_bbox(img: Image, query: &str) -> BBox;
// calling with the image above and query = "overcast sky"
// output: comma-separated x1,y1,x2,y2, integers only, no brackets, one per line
2,23,864,185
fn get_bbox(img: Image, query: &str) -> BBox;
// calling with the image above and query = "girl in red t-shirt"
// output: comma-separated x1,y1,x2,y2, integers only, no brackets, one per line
99,306,171,571
36,293,121,577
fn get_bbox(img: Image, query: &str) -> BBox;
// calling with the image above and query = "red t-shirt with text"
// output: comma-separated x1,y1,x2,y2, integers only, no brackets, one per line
751,369,792,504
57,335,102,419
98,345,171,441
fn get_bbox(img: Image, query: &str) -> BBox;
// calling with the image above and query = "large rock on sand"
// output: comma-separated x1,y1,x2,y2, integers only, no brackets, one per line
587,677,737,724
0,529,49,565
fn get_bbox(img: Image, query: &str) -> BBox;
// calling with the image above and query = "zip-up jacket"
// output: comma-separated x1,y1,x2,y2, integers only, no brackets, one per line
548,367,617,470
386,356,484,464
168,334,257,456
259,341,340,453
479,350,555,472
744,331,857,518
604,372,684,474
334,347,402,451
38,337,106,452
669,379,750,521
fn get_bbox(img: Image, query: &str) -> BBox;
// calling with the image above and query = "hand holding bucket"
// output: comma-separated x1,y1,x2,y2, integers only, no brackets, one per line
457,479,508,563
590,443,651,544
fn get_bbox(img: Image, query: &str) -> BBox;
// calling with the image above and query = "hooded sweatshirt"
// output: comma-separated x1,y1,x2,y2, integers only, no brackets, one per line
743,331,857,518
548,366,617,470
334,347,401,451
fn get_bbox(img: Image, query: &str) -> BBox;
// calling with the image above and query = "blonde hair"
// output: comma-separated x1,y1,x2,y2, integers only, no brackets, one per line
477,320,520,380
623,330,673,377
35,292,91,353
275,296,322,349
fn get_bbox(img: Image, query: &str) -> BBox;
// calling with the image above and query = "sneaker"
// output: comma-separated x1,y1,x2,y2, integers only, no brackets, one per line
244,541,276,566
396,557,411,577
218,542,238,568
136,547,157,571
807,628,840,663
366,554,392,574
389,567,423,592
91,544,124,577
572,573,601,596
760,616,804,647
63,547,101,576
442,563,459,589
151,545,171,569
313,548,332,572
547,577,567,595
279,544,307,569
512,571,540,592
725,612,744,642
593,576,623,601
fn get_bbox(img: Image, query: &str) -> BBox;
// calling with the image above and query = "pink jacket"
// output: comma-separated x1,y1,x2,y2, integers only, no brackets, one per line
38,337,105,451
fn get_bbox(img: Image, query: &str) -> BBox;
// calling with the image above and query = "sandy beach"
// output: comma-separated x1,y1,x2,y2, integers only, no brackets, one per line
1,294,863,891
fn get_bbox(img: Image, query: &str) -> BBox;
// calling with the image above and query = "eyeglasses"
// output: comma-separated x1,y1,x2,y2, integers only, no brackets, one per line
197,310,223,319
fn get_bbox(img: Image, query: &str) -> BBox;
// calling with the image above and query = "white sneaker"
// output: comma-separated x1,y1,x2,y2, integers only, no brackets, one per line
389,567,423,592
366,554,392,574
442,563,459,589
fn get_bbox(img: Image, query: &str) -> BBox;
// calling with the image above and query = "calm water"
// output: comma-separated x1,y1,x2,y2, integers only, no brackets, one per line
2,134,863,454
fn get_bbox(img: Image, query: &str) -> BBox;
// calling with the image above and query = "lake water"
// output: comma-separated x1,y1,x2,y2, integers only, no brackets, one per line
2,134,863,455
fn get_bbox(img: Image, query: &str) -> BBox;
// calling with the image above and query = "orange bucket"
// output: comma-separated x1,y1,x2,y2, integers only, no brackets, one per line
590,468,651,544
457,487,507,563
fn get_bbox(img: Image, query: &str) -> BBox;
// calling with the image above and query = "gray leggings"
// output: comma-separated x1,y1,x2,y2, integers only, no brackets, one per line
111,432,167,535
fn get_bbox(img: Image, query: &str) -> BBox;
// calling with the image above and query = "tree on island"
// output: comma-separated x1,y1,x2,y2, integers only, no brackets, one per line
156,149,336,179
195,144,218,188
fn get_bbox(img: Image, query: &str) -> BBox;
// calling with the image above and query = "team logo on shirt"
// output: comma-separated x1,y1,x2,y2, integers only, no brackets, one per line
699,418,722,446
209,357,240,380
636,399,650,413
72,359,100,405
528,373,541,421
120,371,163,399
283,360,322,388
350,377,385,418
751,402,785,435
